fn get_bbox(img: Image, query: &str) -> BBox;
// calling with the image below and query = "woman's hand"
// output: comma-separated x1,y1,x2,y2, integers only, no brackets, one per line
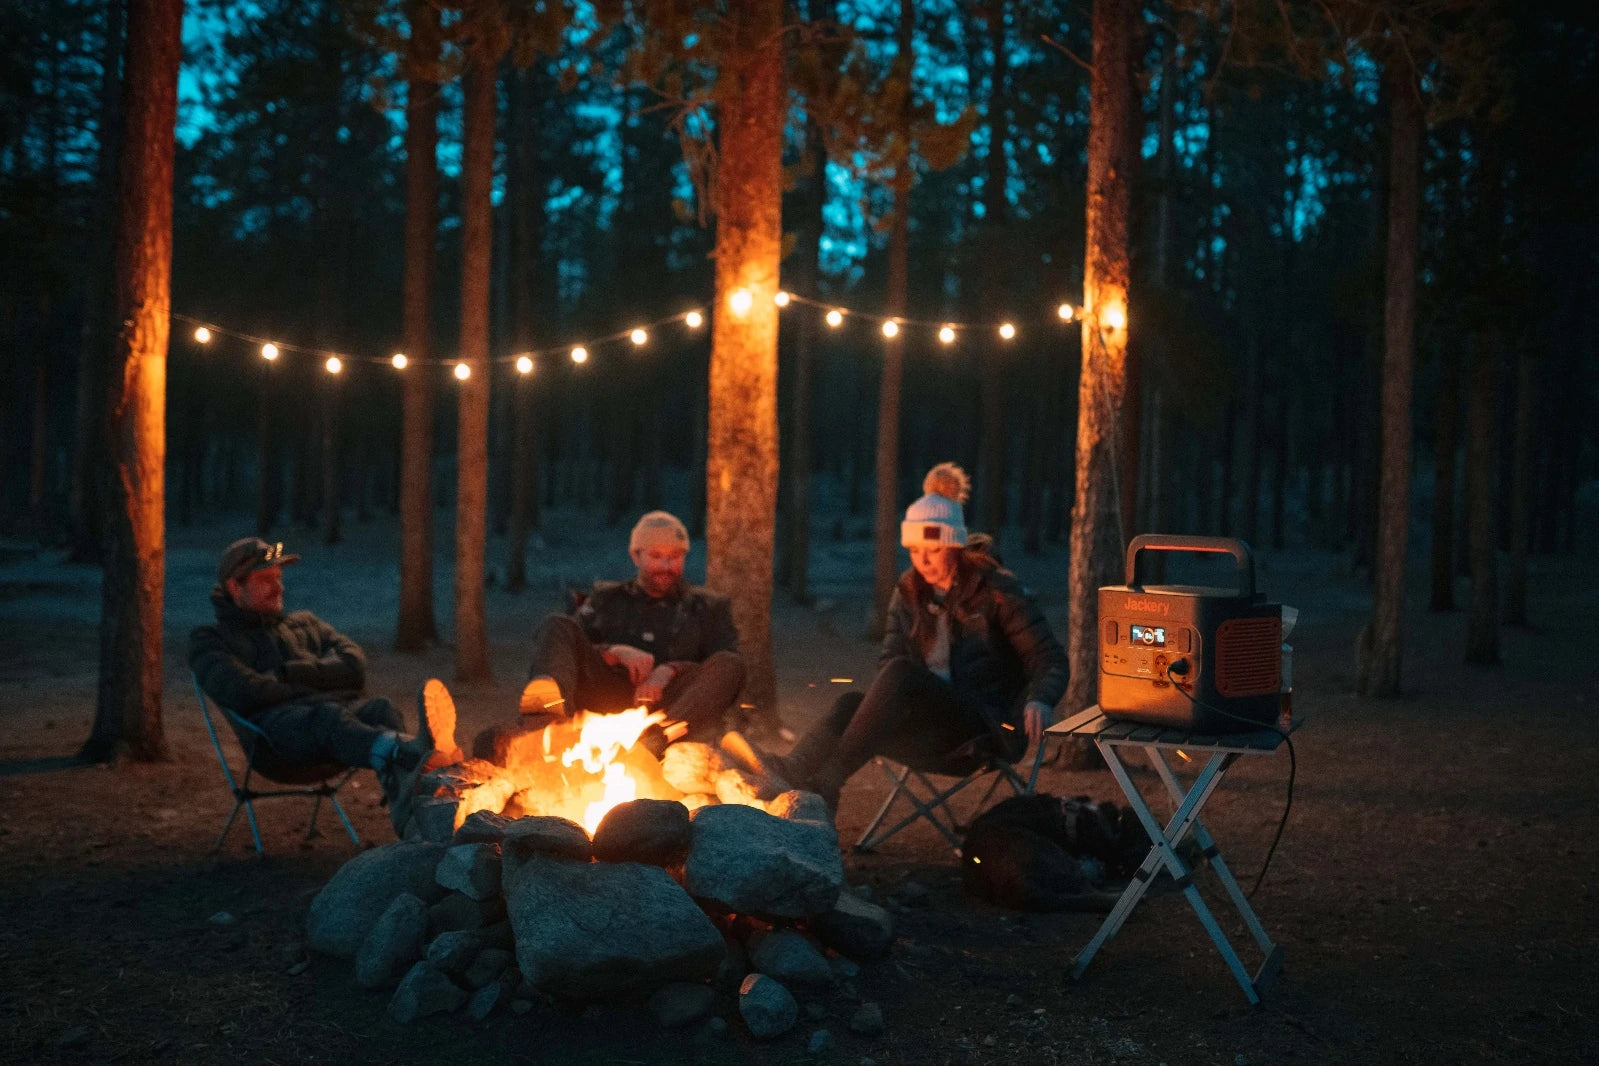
634,664,674,705
1023,699,1053,746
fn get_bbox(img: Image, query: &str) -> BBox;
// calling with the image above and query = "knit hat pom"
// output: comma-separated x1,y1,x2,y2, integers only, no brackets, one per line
923,462,971,505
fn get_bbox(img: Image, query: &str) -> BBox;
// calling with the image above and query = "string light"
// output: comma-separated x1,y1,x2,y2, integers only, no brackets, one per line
453,363,470,381
938,325,956,344
193,326,212,343
1103,305,1127,330
729,289,753,316
999,323,1016,340
261,343,279,361
1057,303,1076,321
516,355,533,374
684,310,703,328
391,353,408,369
774,290,791,307
571,346,588,364
325,356,342,374
630,328,648,346
881,320,900,339
826,309,844,328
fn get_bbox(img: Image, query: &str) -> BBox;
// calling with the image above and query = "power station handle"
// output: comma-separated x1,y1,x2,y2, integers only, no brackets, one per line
1124,534,1256,599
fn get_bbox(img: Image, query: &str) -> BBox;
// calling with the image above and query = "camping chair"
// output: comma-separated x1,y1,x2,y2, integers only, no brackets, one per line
854,732,1051,855
194,675,361,857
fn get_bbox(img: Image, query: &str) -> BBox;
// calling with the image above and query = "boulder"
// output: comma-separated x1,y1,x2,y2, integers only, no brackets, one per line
811,890,895,959
388,961,466,1024
766,790,831,826
467,980,507,1022
508,855,725,996
411,796,468,843
502,816,592,862
463,947,514,989
738,974,798,1039
418,759,500,797
747,929,832,987
684,804,843,919
660,742,726,795
427,891,506,938
307,842,446,957
353,892,429,989
436,843,502,901
425,929,482,978
591,799,693,866
849,1002,884,1036
648,982,717,1028
453,810,516,846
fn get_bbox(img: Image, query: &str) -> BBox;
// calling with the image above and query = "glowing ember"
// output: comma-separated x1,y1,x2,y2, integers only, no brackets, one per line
559,707,666,831
583,762,638,833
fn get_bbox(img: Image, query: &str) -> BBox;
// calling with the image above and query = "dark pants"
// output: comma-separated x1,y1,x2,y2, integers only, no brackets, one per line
790,656,995,787
529,614,745,746
247,697,404,770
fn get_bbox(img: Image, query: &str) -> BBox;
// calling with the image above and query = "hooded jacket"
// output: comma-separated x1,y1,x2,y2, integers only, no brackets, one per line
882,534,1069,737
188,588,366,718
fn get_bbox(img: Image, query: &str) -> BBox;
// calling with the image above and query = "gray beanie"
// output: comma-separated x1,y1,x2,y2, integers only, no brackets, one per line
900,462,971,548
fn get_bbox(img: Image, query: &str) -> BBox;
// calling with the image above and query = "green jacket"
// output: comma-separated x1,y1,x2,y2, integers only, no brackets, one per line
189,588,366,718
575,578,738,668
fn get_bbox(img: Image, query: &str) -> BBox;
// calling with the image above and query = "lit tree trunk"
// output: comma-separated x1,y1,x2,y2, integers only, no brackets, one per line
870,0,914,641
396,0,440,652
1463,331,1499,664
1504,344,1534,626
706,0,783,716
82,0,182,765
1064,0,1134,719
785,111,825,605
454,41,495,683
1429,342,1460,610
1357,60,1421,697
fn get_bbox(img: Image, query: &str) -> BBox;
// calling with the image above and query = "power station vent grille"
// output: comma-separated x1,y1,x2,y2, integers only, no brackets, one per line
1214,617,1282,697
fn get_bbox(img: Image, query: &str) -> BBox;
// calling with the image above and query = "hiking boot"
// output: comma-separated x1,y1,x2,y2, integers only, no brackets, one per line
376,743,425,834
719,730,794,794
416,679,464,765
519,676,567,716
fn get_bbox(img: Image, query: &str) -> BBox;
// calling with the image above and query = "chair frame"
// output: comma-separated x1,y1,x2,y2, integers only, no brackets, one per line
194,676,361,856
854,736,1050,855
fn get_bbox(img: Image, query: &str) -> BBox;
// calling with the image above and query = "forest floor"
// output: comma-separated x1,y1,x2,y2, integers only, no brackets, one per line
1,509,1596,1066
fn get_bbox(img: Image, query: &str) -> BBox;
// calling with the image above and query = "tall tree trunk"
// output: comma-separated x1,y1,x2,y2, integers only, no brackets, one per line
1463,332,1499,664
1357,60,1421,697
976,0,1008,537
870,0,915,641
506,66,543,593
1064,0,1134,720
1428,342,1461,610
1504,344,1534,626
29,359,48,518
785,112,825,605
321,382,342,545
82,0,182,765
395,0,440,651
454,41,496,683
706,0,783,717
254,361,279,535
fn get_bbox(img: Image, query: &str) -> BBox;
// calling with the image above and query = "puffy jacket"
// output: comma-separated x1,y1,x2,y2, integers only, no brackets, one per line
882,535,1068,735
575,578,738,667
188,588,366,718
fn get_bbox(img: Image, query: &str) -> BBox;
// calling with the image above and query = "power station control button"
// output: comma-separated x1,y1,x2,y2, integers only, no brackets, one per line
1179,628,1192,653
1104,621,1118,645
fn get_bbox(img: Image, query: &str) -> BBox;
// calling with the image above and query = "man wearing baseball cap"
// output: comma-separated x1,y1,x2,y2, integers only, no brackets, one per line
518,510,745,752
189,537,463,835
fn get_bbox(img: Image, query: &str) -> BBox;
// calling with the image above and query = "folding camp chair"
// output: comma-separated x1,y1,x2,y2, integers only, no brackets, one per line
854,733,1051,855
194,675,361,856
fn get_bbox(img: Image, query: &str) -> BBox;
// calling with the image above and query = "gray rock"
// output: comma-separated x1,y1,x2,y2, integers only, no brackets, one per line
767,790,831,826
592,799,693,866
425,929,482,977
897,881,929,907
804,1001,829,1021
453,810,516,846
830,957,860,980
747,929,832,987
467,980,506,1022
694,1015,729,1043
463,947,513,989
812,891,895,959
427,891,506,938
714,937,749,990
849,1002,884,1036
648,982,717,1028
354,892,429,989
508,855,726,996
307,842,446,957
503,816,592,862
411,796,467,843
684,804,843,919
436,843,502,901
808,1029,835,1054
739,973,798,1039
207,910,236,926
388,961,466,1023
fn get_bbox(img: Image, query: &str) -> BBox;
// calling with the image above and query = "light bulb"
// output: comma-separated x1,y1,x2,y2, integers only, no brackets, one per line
391,353,408,369
881,320,899,339
684,310,703,329
325,356,342,374
261,343,279,361
774,290,791,307
999,322,1016,340
454,363,470,381
194,326,212,343
939,325,956,344
729,288,753,316
516,355,533,374
825,309,844,328
630,328,648,346
1057,303,1075,321
570,346,588,364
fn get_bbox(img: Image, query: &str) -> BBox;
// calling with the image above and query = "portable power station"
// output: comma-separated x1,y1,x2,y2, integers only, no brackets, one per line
1098,535,1282,733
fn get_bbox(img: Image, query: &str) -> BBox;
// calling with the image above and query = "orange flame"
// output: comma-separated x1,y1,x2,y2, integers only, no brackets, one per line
560,707,667,832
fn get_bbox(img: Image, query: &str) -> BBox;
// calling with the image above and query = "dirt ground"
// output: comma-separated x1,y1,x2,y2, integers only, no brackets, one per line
1,515,1596,1065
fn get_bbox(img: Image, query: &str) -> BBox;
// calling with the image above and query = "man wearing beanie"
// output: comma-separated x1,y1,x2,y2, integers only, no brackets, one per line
519,510,745,752
189,537,464,837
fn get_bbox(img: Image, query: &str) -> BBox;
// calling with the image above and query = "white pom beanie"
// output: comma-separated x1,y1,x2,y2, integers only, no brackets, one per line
901,493,968,548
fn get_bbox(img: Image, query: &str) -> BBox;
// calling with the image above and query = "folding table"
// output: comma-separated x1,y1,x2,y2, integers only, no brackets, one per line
1048,704,1296,1004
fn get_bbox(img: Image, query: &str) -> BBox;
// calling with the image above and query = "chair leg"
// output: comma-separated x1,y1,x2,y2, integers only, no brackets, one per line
213,800,245,856
855,761,912,852
242,796,265,856
328,794,361,848
306,792,325,840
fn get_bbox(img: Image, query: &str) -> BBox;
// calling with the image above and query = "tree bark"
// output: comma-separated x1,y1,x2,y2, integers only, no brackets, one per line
506,66,544,593
1064,0,1134,719
454,41,496,683
1428,342,1461,610
976,0,1009,538
82,0,182,765
785,112,825,605
706,0,784,716
395,0,440,651
1504,344,1534,626
1463,331,1499,664
1357,60,1421,697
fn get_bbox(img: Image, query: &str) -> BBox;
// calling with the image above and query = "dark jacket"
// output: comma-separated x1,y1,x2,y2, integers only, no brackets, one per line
575,578,738,667
188,588,367,718
882,535,1068,731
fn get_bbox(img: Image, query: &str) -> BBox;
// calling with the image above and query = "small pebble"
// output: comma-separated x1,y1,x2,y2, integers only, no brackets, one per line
805,1002,829,1021
808,1029,835,1054
510,999,532,1015
56,1027,89,1049
207,911,236,926
849,1002,884,1035
1235,1057,1249,1066
286,960,310,976
1005,993,1022,1007
983,1034,998,1047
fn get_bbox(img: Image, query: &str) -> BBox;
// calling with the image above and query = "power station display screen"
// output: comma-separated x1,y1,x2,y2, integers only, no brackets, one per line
1130,624,1167,647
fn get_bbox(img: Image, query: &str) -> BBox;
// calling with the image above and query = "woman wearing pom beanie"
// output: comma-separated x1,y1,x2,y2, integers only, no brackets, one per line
730,463,1068,811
